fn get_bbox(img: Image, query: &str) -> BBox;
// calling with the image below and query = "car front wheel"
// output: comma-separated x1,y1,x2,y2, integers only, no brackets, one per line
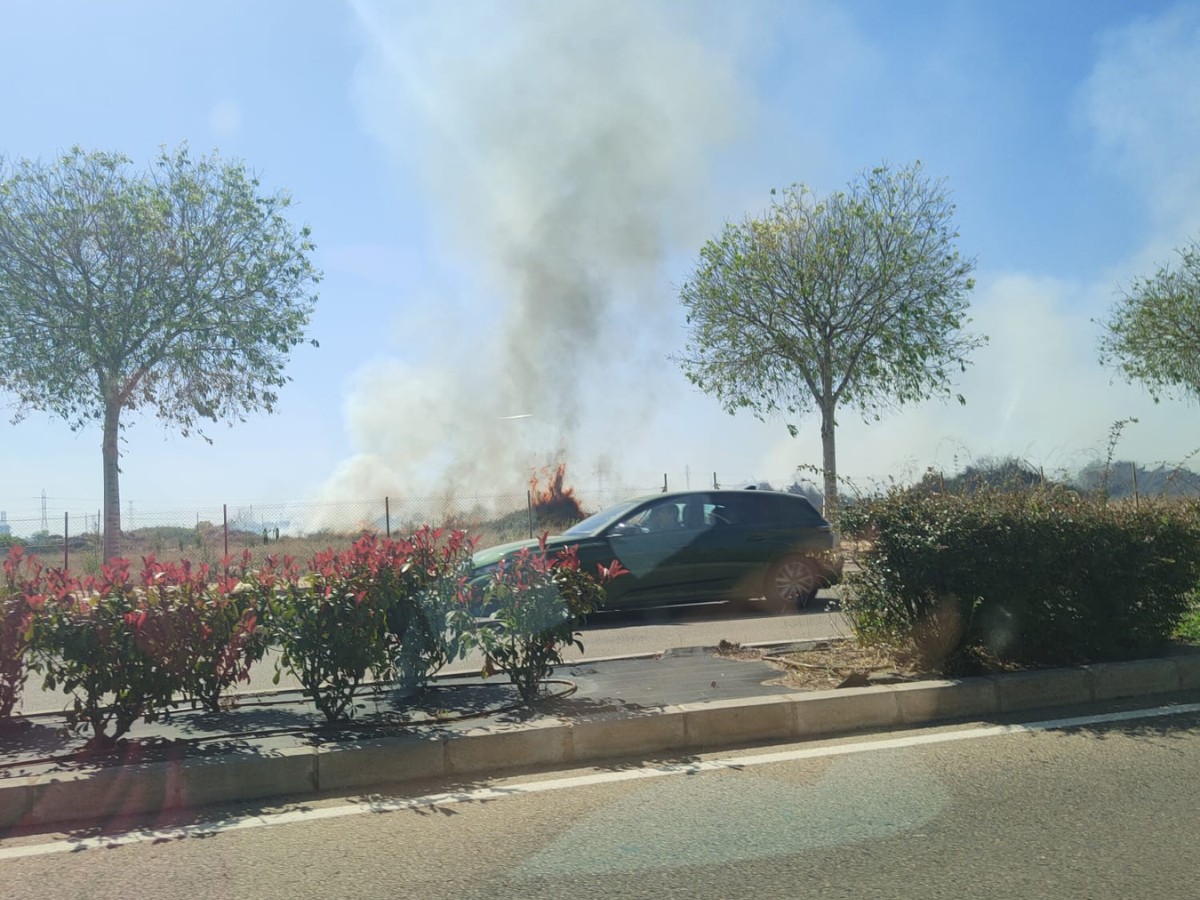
765,555,819,612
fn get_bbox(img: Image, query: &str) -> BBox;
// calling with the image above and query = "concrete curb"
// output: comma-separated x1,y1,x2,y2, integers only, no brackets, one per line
2,654,1197,829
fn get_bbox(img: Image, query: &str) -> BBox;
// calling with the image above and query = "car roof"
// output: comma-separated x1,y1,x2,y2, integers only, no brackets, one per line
630,488,824,513
632,488,810,500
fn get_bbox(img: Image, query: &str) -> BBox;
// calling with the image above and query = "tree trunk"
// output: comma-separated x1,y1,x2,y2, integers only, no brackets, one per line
820,399,838,521
101,391,122,562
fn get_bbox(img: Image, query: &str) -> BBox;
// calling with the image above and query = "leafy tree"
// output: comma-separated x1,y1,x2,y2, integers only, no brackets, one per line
1100,238,1200,401
676,161,983,514
0,146,320,560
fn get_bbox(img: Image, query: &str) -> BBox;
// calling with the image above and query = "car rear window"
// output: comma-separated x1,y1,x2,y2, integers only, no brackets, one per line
709,492,827,527
773,494,827,526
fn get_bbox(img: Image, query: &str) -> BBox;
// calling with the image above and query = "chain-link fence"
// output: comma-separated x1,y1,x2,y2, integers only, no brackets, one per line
0,487,648,574
0,473,826,574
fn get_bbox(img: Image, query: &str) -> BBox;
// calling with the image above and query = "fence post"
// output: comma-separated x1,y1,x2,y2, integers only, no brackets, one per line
385,496,391,538
223,504,229,572
1132,462,1139,509
63,511,69,571
662,474,668,493
527,490,534,539
712,472,718,489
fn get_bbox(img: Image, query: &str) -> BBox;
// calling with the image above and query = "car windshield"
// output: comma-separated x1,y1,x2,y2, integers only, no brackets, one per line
561,499,644,537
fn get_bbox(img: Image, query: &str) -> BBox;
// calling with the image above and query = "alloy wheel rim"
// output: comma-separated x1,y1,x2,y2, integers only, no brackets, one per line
775,560,816,600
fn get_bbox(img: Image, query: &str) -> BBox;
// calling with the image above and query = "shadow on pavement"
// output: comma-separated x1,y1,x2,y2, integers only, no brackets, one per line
1038,701,1200,745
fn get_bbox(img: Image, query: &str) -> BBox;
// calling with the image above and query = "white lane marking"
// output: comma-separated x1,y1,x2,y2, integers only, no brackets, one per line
3,700,1199,861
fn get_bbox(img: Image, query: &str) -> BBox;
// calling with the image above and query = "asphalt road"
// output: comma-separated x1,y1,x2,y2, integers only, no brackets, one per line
3,700,1198,899
16,595,850,715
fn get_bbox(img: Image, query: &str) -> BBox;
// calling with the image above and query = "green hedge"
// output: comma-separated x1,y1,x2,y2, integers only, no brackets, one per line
2,529,611,748
839,487,1200,673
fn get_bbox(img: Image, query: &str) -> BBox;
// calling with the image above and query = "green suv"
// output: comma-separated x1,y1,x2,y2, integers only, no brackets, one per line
469,489,842,612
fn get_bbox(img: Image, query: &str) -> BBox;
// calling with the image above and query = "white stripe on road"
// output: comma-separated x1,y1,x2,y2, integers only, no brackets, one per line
4,701,1199,861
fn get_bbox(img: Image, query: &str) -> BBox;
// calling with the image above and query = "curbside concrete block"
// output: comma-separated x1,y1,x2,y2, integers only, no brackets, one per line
894,678,999,724
1173,654,1200,692
1088,658,1179,701
14,747,317,828
679,695,798,749
0,780,32,830
794,686,901,736
317,734,445,793
175,748,316,812
570,709,687,762
996,668,1091,713
22,766,169,829
444,719,570,777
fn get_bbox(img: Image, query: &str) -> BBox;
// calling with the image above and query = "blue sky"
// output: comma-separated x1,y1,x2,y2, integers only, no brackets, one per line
1,0,1198,530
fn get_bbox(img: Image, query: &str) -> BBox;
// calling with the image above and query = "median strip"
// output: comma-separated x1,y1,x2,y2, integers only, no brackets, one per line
1,649,1199,830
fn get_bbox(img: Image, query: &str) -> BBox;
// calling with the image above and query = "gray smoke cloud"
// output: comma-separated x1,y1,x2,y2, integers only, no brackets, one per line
325,0,752,503
1082,3,1200,244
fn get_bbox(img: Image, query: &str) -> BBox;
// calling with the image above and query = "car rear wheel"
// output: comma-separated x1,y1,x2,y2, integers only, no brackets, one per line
765,555,819,612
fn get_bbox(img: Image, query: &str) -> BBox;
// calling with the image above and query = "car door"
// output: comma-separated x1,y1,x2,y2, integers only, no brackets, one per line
684,491,776,598
601,498,708,604
607,493,745,602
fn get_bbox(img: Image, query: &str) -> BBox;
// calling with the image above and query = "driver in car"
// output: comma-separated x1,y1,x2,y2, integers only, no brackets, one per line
646,504,679,531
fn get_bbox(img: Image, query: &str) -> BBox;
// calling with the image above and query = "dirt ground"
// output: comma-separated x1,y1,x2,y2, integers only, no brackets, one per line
717,638,928,691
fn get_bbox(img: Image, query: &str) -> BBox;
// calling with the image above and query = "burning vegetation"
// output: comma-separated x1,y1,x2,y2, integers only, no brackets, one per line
472,463,589,545
530,464,587,524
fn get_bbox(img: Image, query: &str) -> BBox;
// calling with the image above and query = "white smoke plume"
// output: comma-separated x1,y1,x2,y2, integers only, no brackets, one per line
1082,3,1200,245
325,0,751,504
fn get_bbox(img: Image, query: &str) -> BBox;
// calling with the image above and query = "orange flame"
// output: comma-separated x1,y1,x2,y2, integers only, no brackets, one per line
529,463,586,521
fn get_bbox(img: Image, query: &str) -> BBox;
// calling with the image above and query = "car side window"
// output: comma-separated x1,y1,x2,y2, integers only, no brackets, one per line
705,503,733,526
614,501,684,533
717,494,774,526
647,503,683,531
610,508,652,535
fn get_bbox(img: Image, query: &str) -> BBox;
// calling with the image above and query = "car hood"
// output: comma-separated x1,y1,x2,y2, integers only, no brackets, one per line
471,536,573,569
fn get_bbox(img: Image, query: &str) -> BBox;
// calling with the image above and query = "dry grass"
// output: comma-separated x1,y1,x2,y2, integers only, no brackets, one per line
718,638,927,691
54,516,566,576
57,528,391,575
